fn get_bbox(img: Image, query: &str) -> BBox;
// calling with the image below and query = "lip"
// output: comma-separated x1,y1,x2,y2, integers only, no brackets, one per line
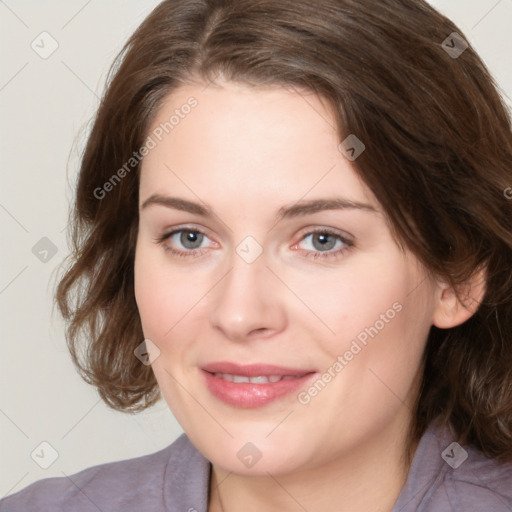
202,361,314,377
201,361,317,408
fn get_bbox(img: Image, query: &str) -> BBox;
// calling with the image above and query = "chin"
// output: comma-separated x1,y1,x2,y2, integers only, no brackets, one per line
194,427,315,476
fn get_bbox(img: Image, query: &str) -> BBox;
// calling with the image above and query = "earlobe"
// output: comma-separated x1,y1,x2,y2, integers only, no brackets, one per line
432,267,487,329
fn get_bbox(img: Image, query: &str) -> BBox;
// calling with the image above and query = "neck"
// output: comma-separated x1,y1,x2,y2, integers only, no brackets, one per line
209,414,420,512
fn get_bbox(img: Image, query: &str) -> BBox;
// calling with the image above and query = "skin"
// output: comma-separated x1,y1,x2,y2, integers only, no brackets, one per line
134,79,485,512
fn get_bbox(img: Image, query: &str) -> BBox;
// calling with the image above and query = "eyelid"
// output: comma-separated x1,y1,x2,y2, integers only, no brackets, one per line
291,225,353,247
157,224,216,240
153,227,213,260
155,225,355,260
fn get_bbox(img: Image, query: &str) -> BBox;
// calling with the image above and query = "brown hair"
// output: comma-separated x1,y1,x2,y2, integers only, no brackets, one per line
56,0,512,462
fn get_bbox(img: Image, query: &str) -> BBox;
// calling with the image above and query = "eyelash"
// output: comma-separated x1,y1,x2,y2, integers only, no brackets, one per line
154,227,354,261
298,228,354,260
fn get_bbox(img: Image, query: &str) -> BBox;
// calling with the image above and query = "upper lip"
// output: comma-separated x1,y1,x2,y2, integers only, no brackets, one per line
201,361,315,377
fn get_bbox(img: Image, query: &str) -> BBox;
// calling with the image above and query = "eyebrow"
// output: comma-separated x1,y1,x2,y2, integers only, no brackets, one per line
140,194,378,220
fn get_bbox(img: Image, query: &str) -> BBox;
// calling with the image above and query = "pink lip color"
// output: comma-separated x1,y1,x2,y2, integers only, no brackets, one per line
201,362,317,408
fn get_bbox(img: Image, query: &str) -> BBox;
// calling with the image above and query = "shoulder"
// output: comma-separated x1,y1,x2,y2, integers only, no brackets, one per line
394,418,512,512
442,443,512,510
0,433,210,512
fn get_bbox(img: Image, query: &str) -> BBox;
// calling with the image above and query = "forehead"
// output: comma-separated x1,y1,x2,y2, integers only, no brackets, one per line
139,80,377,211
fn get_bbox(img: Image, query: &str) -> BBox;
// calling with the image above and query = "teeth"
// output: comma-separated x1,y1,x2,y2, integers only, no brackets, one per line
213,373,295,384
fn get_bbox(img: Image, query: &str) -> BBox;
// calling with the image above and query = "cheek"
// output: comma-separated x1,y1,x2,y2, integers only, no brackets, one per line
298,254,433,408
288,252,415,352
134,245,205,419
134,249,170,340
134,244,208,340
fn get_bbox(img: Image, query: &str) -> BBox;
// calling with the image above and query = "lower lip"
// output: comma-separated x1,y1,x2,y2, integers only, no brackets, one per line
202,370,317,408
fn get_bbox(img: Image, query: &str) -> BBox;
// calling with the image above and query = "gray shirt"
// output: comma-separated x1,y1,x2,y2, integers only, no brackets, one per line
1,418,511,511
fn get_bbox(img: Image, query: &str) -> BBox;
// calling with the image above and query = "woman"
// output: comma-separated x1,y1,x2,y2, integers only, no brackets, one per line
1,0,511,510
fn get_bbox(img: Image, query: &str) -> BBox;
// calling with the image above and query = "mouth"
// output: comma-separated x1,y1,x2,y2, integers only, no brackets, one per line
201,362,317,408
211,373,306,383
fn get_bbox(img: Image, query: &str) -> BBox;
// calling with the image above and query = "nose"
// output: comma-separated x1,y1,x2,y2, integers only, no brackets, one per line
208,248,287,342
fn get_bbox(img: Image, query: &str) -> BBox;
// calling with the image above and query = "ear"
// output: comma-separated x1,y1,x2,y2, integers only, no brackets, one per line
432,266,487,329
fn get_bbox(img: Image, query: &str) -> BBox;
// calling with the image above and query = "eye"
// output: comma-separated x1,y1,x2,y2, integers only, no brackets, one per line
172,230,206,250
154,227,214,258
155,226,354,261
294,228,354,260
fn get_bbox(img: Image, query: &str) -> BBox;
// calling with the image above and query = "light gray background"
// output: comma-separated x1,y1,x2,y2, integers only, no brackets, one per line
1,0,511,498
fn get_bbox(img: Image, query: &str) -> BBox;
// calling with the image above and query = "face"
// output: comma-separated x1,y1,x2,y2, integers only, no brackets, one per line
134,79,439,476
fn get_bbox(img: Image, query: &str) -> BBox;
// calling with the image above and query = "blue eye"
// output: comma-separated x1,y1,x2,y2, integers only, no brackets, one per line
155,228,212,258
155,227,353,260
295,229,354,260
171,230,206,250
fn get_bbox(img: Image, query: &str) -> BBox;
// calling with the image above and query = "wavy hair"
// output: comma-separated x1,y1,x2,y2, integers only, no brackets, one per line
56,0,512,462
